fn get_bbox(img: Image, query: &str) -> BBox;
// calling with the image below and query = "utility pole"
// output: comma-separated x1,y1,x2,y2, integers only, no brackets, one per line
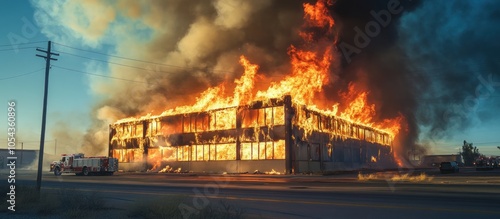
55,139,57,155
35,41,58,191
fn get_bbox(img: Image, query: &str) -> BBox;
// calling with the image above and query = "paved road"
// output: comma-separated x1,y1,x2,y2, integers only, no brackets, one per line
3,168,500,218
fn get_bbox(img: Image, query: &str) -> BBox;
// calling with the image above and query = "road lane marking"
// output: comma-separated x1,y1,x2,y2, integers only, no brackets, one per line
43,187,500,215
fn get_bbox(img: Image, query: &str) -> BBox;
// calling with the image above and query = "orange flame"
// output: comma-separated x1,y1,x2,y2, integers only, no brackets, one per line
114,0,405,168
300,0,335,42
256,45,332,105
303,0,334,29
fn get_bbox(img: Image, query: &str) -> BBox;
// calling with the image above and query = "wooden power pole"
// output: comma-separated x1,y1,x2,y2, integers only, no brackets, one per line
35,41,58,191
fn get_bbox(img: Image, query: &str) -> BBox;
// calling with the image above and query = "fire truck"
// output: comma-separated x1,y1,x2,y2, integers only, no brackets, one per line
50,153,118,176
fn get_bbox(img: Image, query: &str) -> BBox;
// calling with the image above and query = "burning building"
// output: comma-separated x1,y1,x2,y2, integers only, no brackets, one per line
108,0,403,173
109,94,396,173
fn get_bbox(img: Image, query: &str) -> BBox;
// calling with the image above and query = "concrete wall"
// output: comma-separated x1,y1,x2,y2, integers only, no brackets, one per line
117,162,147,172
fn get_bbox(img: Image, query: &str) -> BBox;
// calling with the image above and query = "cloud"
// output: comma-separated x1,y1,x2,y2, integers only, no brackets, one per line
31,0,305,153
32,0,116,47
214,0,271,29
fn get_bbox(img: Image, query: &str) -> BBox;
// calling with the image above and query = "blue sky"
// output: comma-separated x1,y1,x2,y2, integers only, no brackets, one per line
1,1,499,157
1,1,94,152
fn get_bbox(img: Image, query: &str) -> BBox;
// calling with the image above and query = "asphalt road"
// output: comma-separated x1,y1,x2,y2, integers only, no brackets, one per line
3,168,500,218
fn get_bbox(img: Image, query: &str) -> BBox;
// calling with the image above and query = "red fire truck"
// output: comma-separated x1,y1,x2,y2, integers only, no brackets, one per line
50,153,118,176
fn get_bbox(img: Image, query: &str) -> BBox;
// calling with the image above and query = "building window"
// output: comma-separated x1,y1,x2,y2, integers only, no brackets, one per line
215,143,236,160
240,143,252,160
196,145,204,161
240,140,285,160
178,146,191,161
112,149,142,163
327,143,333,161
203,145,210,161
183,116,192,133
210,108,236,130
160,117,182,134
242,106,284,128
209,144,216,161
265,142,274,159
273,106,285,125
162,146,177,161
251,142,259,160
135,123,143,137
309,144,320,161
274,140,286,159
196,114,210,132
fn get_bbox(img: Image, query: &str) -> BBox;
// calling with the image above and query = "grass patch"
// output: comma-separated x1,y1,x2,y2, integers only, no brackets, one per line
128,195,186,219
358,172,433,182
0,186,246,218
391,173,433,182
357,172,380,181
0,185,109,218
197,200,245,219
0,185,41,213
128,196,245,219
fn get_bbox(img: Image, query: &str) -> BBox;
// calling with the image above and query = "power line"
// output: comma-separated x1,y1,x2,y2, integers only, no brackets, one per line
52,42,187,68
52,42,500,86
48,41,500,77
0,139,56,144
0,67,44,80
52,42,235,75
52,65,150,84
0,41,46,47
54,50,184,75
0,46,38,52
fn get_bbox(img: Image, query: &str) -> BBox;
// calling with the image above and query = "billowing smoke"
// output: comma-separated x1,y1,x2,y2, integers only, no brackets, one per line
331,0,500,158
33,0,307,155
32,0,500,159
329,0,425,161
398,0,500,142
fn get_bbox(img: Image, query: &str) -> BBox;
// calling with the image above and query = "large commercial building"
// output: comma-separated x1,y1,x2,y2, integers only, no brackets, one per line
109,95,395,174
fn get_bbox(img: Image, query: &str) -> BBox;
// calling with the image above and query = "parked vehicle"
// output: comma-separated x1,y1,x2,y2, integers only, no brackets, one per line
50,153,118,176
440,161,459,173
475,158,495,171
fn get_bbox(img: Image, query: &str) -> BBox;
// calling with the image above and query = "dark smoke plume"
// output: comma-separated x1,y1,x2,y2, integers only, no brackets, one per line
33,0,500,158
331,0,424,160
80,0,308,154
331,0,500,158
398,0,500,142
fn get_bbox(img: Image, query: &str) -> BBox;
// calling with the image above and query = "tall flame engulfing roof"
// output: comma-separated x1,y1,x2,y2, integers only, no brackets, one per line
115,0,402,145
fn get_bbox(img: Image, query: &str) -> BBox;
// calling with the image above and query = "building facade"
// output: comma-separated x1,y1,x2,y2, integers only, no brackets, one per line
109,96,394,174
